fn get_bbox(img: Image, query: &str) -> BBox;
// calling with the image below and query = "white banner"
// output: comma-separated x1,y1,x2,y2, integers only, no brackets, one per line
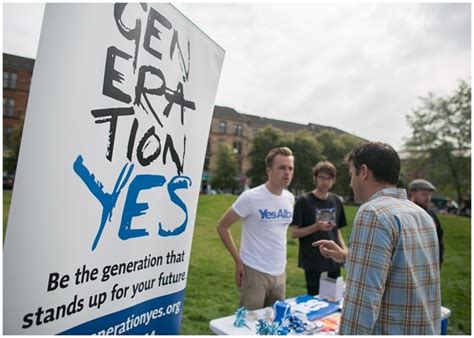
4,3,224,334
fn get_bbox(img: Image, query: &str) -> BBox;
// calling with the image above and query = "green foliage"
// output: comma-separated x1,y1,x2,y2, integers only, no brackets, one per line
3,158,16,177
315,131,364,197
3,117,24,175
246,127,287,186
12,117,24,162
286,131,324,194
436,214,472,334
3,190,12,239
210,143,239,192
404,80,471,202
246,127,364,197
180,196,470,334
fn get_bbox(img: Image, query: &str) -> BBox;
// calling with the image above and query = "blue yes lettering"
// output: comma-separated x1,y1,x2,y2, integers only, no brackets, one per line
258,209,293,220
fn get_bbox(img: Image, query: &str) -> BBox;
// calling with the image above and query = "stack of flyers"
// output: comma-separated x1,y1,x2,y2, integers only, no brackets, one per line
315,312,341,333
293,295,340,321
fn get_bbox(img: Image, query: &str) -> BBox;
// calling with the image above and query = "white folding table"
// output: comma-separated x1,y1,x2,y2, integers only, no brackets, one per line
209,302,452,335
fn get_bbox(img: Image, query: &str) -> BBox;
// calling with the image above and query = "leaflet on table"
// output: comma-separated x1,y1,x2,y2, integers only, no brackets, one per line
314,312,341,334
290,295,340,321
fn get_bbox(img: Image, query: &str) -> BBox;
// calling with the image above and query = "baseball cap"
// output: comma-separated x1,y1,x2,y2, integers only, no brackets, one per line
408,178,436,191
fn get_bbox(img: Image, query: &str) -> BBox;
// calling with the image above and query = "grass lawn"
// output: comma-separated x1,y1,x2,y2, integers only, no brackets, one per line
3,190,12,237
3,192,471,334
180,195,471,335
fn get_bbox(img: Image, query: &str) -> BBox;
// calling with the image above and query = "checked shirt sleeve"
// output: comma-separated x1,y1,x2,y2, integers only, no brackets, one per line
339,206,395,335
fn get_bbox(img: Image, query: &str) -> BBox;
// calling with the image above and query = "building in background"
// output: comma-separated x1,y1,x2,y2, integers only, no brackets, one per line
205,106,355,192
2,53,360,192
3,53,35,184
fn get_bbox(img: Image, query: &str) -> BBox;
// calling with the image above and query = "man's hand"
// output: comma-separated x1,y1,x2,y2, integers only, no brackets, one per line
291,221,335,239
312,239,347,263
235,261,246,287
315,221,335,232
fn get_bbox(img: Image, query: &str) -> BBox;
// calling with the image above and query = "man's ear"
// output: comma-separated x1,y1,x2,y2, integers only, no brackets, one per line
360,164,369,181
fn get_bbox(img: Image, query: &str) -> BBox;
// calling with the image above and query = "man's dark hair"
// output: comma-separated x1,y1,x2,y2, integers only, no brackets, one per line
345,142,400,185
312,161,337,178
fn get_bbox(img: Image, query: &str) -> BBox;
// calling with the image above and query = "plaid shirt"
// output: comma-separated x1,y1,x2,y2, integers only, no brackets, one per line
339,188,441,335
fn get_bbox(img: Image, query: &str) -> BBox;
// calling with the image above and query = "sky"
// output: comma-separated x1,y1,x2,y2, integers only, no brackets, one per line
3,2,471,151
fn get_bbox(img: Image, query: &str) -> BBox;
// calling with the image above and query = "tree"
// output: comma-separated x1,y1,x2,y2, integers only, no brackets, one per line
247,127,365,195
3,117,24,176
210,143,239,192
404,80,471,202
316,131,364,197
287,131,324,195
247,127,287,187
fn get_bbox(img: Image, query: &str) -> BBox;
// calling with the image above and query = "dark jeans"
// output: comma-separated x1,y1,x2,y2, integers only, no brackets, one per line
304,270,341,296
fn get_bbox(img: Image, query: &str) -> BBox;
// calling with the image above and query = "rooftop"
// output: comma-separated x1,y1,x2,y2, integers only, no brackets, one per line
3,53,35,71
213,105,360,138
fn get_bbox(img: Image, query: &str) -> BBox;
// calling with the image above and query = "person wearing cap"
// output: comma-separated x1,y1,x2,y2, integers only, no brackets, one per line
408,178,444,266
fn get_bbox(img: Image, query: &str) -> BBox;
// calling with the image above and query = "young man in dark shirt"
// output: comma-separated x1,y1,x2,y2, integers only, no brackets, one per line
291,161,347,295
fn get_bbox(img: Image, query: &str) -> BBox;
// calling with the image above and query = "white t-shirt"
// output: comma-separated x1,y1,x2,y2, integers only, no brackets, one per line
232,184,295,276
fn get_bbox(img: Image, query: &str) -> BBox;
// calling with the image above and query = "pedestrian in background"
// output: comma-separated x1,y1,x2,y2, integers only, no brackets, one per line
408,178,444,266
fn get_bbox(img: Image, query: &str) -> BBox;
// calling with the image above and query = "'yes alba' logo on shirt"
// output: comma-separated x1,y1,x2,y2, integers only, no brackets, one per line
258,209,293,220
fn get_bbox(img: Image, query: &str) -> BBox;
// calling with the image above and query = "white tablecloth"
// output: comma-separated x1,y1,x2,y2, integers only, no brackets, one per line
209,303,452,335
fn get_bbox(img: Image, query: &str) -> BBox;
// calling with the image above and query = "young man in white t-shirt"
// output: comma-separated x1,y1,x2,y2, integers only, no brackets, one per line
217,147,295,310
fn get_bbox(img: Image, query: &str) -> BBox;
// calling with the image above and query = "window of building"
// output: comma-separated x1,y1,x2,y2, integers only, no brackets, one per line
3,98,15,117
10,73,17,88
3,72,17,89
234,123,243,136
233,141,242,155
3,72,9,88
219,121,226,134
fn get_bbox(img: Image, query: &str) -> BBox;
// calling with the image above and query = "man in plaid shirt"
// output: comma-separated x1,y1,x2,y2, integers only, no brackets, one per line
314,142,441,335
